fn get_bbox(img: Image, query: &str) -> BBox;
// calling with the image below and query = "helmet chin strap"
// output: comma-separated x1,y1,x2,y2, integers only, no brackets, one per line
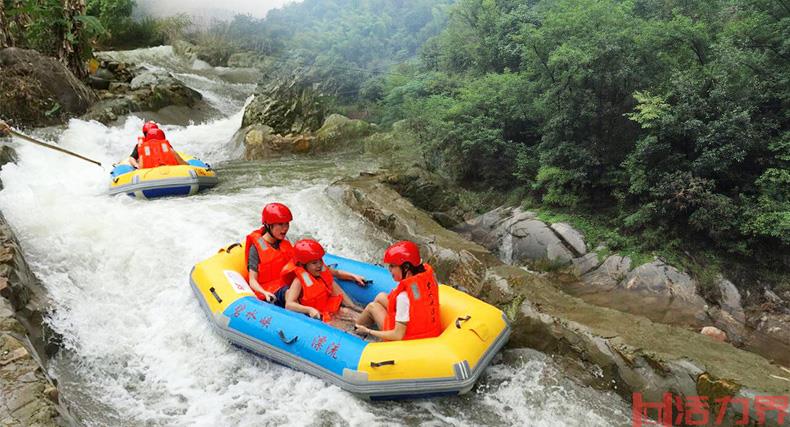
262,224,282,242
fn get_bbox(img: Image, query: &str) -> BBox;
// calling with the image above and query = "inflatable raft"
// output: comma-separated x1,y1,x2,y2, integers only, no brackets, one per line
190,243,511,400
108,153,217,199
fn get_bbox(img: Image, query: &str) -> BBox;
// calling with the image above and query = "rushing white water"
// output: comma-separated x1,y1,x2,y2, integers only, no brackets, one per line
0,47,631,426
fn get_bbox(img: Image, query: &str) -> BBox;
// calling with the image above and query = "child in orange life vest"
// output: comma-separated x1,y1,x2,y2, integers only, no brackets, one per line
284,239,363,324
128,122,186,169
245,203,367,306
354,241,442,341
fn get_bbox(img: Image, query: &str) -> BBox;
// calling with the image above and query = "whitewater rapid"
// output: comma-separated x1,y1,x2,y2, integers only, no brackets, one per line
0,47,630,426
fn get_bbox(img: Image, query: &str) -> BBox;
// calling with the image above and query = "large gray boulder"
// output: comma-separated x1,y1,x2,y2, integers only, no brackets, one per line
620,261,704,306
455,207,575,265
718,278,745,323
581,255,632,290
0,47,97,126
550,222,587,255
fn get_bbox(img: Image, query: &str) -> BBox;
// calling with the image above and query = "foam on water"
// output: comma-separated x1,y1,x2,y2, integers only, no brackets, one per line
0,46,631,426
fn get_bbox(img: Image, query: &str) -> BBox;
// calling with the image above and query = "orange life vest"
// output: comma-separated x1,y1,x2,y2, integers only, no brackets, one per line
384,263,442,340
137,137,179,169
284,263,342,322
244,229,295,297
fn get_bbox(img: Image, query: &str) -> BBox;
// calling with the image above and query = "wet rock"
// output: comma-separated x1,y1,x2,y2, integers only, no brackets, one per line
0,47,98,127
87,75,111,90
0,212,67,425
581,255,632,290
549,222,587,255
234,124,315,160
385,167,464,225
242,73,326,135
82,69,205,125
313,114,375,151
571,252,600,276
95,68,115,81
0,145,17,168
701,326,728,342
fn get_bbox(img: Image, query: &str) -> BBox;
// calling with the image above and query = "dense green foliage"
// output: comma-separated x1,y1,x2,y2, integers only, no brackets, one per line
2,0,103,74
376,0,788,262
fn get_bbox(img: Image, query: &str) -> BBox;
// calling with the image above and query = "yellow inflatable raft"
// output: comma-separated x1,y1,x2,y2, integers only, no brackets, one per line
190,243,511,399
109,153,217,199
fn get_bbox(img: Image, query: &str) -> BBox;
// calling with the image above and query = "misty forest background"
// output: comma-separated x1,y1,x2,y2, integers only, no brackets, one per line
2,0,788,290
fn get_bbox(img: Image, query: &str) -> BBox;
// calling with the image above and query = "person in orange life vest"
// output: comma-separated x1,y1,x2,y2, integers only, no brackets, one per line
245,203,366,306
127,122,186,169
354,241,442,341
284,239,363,323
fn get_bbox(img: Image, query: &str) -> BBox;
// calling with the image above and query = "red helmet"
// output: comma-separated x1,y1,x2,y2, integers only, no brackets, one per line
294,239,325,264
383,241,421,266
146,128,166,141
142,121,159,136
262,203,292,225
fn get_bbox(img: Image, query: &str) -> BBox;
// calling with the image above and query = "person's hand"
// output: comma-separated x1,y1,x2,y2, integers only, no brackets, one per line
308,307,321,319
350,273,367,286
354,324,370,335
0,120,10,137
262,290,276,303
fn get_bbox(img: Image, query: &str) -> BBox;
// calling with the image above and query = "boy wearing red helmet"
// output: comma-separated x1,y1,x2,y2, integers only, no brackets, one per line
355,241,442,341
283,239,363,323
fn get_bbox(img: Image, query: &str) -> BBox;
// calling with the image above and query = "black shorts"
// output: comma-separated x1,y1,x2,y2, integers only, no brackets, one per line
273,285,290,308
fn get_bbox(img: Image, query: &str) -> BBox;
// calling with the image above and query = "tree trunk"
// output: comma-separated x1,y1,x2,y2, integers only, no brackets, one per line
57,0,87,78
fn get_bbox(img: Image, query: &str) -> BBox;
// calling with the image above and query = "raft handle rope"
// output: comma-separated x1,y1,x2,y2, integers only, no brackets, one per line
278,330,298,345
209,287,223,303
370,360,395,368
455,315,472,328
218,243,242,253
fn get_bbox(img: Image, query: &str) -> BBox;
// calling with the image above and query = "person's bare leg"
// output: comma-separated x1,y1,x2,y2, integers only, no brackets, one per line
369,302,388,330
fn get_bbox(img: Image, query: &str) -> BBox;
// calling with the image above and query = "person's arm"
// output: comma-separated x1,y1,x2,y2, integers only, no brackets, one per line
128,145,140,168
248,270,275,302
332,280,362,311
330,268,367,286
285,279,320,319
173,150,188,165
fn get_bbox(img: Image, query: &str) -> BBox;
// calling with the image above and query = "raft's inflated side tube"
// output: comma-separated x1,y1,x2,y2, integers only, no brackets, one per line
190,243,511,400
108,152,218,199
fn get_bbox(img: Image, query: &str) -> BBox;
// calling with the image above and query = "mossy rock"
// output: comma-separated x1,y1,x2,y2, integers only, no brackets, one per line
314,114,375,150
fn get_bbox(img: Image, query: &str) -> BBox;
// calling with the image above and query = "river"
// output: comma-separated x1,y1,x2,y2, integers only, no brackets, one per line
0,46,631,426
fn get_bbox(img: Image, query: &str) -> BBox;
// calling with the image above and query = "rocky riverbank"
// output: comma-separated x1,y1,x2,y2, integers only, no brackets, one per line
328,172,790,425
0,207,68,426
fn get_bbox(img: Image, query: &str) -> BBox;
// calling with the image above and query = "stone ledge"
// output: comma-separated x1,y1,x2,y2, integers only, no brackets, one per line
327,173,790,424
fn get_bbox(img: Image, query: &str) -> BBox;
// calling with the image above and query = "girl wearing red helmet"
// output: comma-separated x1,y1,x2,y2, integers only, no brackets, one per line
283,239,363,323
355,241,442,341
245,203,367,306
